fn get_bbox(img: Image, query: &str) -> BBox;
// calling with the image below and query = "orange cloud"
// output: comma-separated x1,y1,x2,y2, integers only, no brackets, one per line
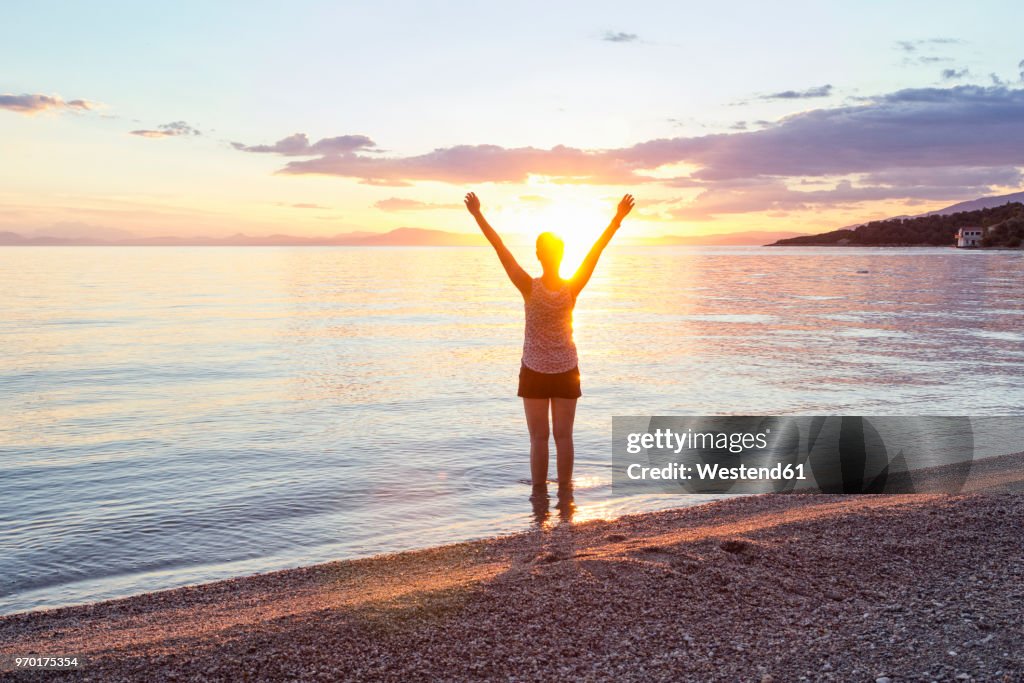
373,198,461,211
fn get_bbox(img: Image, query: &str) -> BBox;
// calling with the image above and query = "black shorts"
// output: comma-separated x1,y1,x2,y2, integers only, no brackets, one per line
517,364,582,399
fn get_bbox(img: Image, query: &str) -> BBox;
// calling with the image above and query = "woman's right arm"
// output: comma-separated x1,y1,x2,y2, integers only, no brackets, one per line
569,194,634,298
465,192,531,297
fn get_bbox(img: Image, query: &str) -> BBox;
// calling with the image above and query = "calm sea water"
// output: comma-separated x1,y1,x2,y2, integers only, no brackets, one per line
1,245,1022,615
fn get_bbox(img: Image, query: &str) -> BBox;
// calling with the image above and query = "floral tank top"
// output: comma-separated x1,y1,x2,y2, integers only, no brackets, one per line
522,277,578,374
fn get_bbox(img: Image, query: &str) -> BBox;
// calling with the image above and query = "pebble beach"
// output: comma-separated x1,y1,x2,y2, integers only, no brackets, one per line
1,452,1022,682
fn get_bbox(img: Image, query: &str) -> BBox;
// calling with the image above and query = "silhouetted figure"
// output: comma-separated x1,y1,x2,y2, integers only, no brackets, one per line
465,191,635,492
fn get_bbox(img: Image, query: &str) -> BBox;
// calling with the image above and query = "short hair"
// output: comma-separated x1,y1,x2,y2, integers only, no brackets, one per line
536,231,564,254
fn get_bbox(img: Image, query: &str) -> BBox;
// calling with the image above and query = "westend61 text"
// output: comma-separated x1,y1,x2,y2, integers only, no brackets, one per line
626,462,807,482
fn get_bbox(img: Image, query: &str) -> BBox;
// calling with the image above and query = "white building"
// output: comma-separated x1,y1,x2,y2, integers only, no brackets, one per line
955,226,984,248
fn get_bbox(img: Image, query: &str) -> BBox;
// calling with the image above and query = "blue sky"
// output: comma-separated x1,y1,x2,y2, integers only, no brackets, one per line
2,1,1023,241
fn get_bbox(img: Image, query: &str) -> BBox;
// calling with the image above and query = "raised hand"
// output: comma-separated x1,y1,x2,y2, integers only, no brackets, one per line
615,194,635,221
571,193,635,297
465,191,531,296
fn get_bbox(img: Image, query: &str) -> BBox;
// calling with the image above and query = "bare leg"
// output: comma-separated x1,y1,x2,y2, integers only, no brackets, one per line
523,398,551,486
551,397,577,488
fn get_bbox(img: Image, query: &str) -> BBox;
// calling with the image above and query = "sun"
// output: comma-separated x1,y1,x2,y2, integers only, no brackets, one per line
492,191,615,277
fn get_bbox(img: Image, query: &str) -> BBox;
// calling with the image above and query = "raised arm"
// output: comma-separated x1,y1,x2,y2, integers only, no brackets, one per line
569,194,634,298
464,192,531,296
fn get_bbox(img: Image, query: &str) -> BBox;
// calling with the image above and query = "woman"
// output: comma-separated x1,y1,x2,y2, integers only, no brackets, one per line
464,191,635,492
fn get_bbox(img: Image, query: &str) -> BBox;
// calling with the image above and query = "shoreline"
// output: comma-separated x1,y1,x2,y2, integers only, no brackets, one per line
2,452,1022,681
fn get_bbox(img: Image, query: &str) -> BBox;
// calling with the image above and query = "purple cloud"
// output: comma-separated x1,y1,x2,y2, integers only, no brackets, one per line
272,143,640,186
667,174,1019,220
232,133,375,156
233,84,1024,216
759,84,833,100
629,85,1024,182
862,166,1022,189
130,121,201,138
0,93,92,114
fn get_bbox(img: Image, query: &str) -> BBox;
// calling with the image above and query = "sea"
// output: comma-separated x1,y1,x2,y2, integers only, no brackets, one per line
1,245,1022,614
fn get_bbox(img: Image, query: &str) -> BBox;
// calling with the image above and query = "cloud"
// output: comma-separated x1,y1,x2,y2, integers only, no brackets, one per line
896,38,961,52
941,68,970,80
861,165,1023,189
631,85,1024,183
289,203,327,209
373,198,461,211
130,121,201,138
231,133,375,155
267,142,640,185
518,194,551,204
234,85,1024,216
759,84,833,100
0,93,93,114
666,171,1022,220
603,31,638,43
896,38,962,68
1020,58,1024,81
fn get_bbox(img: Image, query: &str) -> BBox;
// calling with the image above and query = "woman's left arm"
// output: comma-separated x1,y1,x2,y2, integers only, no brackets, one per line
569,194,634,298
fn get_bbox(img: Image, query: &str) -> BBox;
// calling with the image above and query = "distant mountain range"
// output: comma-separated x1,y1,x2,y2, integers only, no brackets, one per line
6,192,1024,248
0,227,489,247
0,227,809,247
920,191,1024,216
774,191,1024,247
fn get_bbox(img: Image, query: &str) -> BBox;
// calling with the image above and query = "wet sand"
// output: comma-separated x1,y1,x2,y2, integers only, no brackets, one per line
2,452,1022,682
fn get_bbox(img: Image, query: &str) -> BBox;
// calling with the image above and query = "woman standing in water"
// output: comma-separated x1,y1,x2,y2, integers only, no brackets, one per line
464,192,635,494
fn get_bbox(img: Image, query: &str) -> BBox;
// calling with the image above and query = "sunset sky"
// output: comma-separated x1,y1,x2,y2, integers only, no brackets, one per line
3,1,1023,246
